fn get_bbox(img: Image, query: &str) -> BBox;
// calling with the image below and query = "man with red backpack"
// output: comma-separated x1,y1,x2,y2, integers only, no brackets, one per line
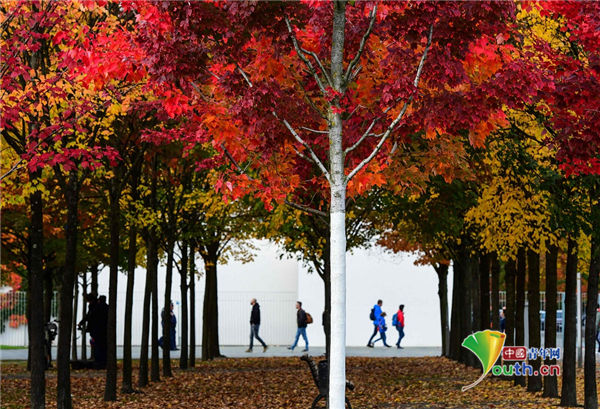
393,304,405,349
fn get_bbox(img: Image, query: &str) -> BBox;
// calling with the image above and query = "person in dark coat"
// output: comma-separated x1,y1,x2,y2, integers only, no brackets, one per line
160,301,177,351
288,301,309,352
90,295,108,368
78,293,98,360
246,298,268,352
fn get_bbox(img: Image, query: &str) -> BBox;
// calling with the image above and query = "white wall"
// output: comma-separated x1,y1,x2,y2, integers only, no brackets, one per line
298,246,449,347
1,241,447,348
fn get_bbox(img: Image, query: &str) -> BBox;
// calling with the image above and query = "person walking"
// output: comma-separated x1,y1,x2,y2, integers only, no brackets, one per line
288,301,309,352
393,304,405,349
372,312,391,347
246,298,268,352
367,299,383,347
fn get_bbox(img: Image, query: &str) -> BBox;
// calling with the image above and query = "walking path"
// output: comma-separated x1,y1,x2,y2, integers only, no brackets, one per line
0,345,440,361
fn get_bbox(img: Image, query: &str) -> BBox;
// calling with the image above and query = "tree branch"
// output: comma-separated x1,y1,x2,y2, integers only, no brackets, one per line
285,16,330,96
272,111,331,182
346,24,433,183
344,4,377,85
284,199,327,218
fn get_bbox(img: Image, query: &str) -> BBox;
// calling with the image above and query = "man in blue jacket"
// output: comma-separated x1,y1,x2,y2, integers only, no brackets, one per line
367,299,383,347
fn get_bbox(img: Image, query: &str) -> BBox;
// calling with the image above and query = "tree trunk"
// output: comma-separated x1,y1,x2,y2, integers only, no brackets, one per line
527,249,542,392
460,254,475,367
449,258,463,361
122,223,137,393
584,211,599,409
179,241,189,370
104,181,121,401
514,247,526,387
28,174,46,409
505,258,516,346
139,232,157,388
561,237,578,407
471,257,481,334
201,247,222,360
491,253,500,331
479,254,490,330
57,172,79,409
434,264,449,357
543,245,558,398
44,266,53,324
81,273,87,361
90,263,98,298
151,250,160,382
328,4,348,407
189,243,196,368
71,279,79,361
162,237,175,377
323,257,331,361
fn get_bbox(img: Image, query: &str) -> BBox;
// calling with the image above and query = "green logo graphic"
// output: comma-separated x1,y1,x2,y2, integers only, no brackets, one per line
461,330,506,392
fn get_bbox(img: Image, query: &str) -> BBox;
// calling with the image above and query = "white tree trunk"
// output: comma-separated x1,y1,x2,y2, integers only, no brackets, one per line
328,3,347,408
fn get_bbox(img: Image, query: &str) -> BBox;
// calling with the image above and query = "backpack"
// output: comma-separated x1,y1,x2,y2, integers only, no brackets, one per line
306,312,313,324
392,313,398,327
369,308,375,321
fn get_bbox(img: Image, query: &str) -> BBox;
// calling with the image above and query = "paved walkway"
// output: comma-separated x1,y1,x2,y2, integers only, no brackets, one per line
0,345,440,361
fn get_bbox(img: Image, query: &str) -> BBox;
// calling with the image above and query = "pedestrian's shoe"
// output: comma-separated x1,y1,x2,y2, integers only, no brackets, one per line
287,346,294,350
302,348,309,352
245,348,252,353
385,344,391,348
263,346,268,353
367,343,374,348
398,346,404,349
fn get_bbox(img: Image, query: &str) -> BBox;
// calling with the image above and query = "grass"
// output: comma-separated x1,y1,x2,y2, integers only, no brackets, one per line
0,345,26,350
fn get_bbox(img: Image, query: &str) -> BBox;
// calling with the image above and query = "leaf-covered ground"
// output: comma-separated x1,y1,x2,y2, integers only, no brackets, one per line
1,356,596,408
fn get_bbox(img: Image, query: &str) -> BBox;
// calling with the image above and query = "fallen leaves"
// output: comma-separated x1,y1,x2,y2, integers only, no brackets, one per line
0,356,597,408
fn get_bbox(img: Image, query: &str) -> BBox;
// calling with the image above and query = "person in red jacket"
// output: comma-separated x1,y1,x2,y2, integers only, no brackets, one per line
394,305,405,349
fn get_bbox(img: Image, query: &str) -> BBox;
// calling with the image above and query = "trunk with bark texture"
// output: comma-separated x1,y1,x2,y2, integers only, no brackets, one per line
201,246,222,360
434,264,449,357
44,267,53,324
561,237,578,406
491,254,500,331
584,214,599,409
514,247,526,387
179,241,189,370
329,4,348,407
162,238,175,377
527,249,542,392
543,245,558,398
29,177,46,409
57,172,79,409
104,180,121,401
189,243,196,368
139,233,157,387
505,258,516,346
479,254,490,330
122,223,137,393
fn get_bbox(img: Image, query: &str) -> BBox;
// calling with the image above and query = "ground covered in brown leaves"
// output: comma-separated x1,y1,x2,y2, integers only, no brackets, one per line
0,356,595,408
